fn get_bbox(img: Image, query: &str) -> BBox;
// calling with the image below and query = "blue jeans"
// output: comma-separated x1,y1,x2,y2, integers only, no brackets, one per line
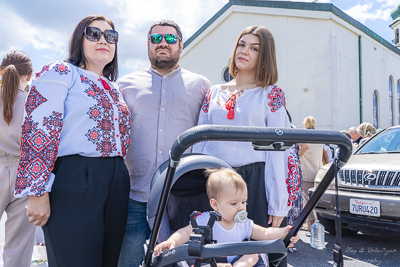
118,199,151,267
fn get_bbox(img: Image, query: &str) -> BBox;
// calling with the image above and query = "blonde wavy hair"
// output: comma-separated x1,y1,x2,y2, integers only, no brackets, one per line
356,122,376,138
303,116,316,129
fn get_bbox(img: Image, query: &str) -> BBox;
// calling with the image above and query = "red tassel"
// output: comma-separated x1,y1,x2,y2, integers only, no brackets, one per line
225,100,233,110
100,78,111,90
226,109,235,119
225,91,243,120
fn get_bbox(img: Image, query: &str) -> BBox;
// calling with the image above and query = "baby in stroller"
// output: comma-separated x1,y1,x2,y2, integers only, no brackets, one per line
154,168,299,266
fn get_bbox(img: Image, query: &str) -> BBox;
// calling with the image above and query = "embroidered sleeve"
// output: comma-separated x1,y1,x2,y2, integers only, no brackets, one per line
267,85,286,112
14,62,71,197
264,85,291,216
192,89,212,154
201,89,211,113
286,146,301,207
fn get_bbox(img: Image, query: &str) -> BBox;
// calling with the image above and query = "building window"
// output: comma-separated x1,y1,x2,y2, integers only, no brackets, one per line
398,80,400,125
373,90,379,128
396,29,399,44
222,66,233,82
389,76,394,126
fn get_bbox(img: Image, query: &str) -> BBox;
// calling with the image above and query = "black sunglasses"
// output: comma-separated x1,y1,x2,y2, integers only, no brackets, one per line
84,26,118,44
148,33,181,44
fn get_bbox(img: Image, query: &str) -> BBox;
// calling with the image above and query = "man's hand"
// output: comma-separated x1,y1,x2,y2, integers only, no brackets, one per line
27,193,50,227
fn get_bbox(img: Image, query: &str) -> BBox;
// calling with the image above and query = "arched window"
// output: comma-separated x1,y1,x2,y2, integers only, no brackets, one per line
373,90,379,128
396,29,399,44
389,76,394,126
398,80,400,125
222,66,233,82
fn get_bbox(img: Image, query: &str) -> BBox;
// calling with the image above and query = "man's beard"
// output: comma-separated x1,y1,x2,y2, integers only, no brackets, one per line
149,46,180,70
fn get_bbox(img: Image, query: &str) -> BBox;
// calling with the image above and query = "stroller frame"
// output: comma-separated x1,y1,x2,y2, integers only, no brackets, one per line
143,125,352,267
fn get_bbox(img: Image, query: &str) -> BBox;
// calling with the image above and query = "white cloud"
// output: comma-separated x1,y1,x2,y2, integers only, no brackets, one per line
107,0,229,74
1,0,397,75
0,6,66,54
343,1,398,23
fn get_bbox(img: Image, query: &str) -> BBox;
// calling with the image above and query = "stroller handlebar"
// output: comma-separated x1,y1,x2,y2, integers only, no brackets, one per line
152,239,286,267
171,125,352,163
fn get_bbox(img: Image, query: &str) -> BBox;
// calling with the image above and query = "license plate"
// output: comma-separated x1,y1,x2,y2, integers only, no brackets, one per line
350,198,380,217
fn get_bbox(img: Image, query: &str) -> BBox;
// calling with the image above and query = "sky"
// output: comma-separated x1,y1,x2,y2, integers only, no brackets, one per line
1,0,399,78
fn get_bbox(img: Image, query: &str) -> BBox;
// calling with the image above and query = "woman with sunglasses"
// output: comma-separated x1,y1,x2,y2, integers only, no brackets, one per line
14,15,131,266
193,26,293,231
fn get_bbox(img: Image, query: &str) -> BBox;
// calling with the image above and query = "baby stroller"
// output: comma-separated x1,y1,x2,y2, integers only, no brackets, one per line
143,125,352,267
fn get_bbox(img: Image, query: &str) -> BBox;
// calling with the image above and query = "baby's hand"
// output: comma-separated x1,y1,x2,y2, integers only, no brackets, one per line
286,226,300,244
153,240,176,256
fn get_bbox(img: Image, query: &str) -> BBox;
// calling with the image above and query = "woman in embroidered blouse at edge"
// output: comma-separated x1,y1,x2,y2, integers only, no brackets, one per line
193,26,291,228
13,15,131,267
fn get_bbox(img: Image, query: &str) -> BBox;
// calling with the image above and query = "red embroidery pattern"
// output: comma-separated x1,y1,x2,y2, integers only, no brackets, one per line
25,86,47,116
268,85,286,112
27,130,50,152
15,112,63,196
53,63,70,75
81,75,89,83
82,75,131,157
34,65,50,79
117,103,131,156
286,150,301,207
201,89,211,113
98,78,131,156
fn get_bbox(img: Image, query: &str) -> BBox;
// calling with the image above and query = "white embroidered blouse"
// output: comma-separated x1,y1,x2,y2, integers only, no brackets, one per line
14,61,131,197
192,84,291,216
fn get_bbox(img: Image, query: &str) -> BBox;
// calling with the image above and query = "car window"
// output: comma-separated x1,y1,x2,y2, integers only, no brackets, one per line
357,128,400,154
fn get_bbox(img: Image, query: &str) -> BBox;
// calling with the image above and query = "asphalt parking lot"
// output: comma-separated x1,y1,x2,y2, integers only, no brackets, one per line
2,213,399,267
287,229,399,267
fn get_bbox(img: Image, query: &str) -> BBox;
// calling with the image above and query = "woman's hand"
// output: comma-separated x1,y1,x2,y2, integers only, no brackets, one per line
27,193,50,227
268,215,284,228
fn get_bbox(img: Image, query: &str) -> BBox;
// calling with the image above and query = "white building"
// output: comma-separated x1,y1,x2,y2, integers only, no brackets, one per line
180,0,400,130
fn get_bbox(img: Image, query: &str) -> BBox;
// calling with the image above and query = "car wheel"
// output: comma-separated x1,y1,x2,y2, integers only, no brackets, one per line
317,214,358,236
318,215,336,235
341,228,358,236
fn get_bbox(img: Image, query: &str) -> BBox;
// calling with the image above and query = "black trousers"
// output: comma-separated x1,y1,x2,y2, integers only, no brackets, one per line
235,162,269,227
42,155,130,267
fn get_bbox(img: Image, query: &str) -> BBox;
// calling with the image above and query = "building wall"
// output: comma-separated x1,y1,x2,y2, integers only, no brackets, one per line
180,4,400,130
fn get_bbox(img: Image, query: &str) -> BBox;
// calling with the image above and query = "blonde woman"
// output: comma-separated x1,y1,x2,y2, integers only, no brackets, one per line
299,116,323,230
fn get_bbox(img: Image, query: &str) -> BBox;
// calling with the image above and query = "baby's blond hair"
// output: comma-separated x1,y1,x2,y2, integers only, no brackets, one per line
205,168,247,200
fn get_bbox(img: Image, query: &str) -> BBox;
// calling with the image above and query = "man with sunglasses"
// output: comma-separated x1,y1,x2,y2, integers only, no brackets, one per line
117,19,211,267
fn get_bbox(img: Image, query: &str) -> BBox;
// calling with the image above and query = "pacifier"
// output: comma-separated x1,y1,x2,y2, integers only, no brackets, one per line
234,210,248,223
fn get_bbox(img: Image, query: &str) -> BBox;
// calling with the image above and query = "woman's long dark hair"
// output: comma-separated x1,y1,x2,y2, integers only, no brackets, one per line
66,15,118,81
1,50,32,125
